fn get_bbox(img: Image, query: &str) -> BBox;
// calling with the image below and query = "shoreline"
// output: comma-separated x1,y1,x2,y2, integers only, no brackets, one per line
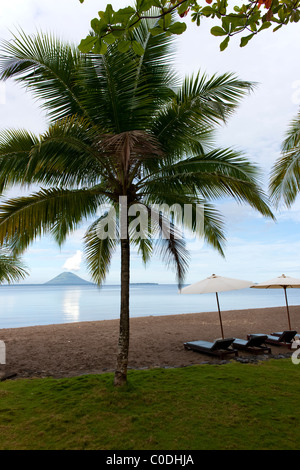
0,303,299,331
0,305,299,380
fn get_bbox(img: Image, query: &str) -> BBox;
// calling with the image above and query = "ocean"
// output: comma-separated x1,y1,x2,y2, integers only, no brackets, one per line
0,284,299,329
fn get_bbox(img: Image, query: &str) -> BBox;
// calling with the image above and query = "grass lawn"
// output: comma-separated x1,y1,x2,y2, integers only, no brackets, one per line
0,359,299,450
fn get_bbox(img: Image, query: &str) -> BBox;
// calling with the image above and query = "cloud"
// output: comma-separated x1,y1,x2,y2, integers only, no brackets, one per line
63,250,83,272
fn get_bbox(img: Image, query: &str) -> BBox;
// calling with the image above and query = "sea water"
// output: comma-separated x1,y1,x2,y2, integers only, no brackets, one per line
0,284,299,329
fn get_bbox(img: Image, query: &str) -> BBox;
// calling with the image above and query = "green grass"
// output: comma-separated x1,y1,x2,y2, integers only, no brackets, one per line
0,359,299,450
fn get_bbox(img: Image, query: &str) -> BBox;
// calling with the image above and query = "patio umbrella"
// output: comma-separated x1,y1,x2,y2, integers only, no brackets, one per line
180,274,253,339
251,274,300,331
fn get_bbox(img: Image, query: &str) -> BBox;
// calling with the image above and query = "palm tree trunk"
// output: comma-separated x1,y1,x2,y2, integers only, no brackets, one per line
114,236,130,386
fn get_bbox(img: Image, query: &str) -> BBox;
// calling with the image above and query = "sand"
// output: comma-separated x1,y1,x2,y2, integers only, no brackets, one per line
0,305,298,379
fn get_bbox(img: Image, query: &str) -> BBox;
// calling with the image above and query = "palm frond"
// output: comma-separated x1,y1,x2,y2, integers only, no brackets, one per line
270,113,300,207
131,12,179,99
80,14,177,133
79,44,160,132
0,248,28,284
0,188,103,253
0,129,39,190
84,215,118,285
142,191,225,256
270,148,300,207
281,112,300,152
151,72,254,162
26,116,113,188
147,208,190,288
178,72,254,124
79,46,145,132
0,118,123,191
134,238,153,265
141,148,274,219
201,203,226,255
0,29,90,122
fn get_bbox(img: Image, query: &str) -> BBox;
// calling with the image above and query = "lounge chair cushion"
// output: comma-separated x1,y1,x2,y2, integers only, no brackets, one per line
184,338,234,351
271,331,297,342
232,338,247,346
233,335,268,348
249,331,297,345
186,338,234,351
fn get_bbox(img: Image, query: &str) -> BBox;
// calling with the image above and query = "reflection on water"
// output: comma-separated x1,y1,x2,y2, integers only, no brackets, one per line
2,295,15,309
0,284,299,329
63,289,81,322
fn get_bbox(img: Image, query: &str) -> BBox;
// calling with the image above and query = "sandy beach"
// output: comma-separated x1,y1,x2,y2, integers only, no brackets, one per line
0,305,298,379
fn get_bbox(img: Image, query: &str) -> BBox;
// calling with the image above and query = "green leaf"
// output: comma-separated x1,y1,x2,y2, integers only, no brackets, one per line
132,40,145,56
278,7,286,22
78,35,97,53
200,6,214,16
240,33,255,47
113,6,135,24
229,15,247,29
178,2,190,16
250,11,261,23
136,0,153,12
111,27,125,38
149,26,165,36
127,15,141,30
91,18,102,34
220,36,229,51
221,17,231,33
117,40,131,53
219,0,227,16
92,39,107,54
210,26,227,36
168,22,187,35
258,21,271,32
158,12,172,28
103,33,116,45
99,4,114,24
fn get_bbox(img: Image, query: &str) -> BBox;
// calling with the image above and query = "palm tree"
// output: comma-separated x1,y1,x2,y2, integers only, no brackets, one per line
0,23,273,385
0,248,28,284
270,111,300,207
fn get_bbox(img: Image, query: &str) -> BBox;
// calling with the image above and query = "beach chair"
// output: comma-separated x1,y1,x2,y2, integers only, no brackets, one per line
232,335,271,354
184,338,238,359
248,330,297,349
271,330,299,340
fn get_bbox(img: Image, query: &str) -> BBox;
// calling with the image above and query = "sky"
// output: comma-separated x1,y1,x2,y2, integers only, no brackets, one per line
0,0,300,285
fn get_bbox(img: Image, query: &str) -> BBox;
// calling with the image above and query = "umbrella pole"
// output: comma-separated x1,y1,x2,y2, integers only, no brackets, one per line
215,292,224,339
283,286,292,331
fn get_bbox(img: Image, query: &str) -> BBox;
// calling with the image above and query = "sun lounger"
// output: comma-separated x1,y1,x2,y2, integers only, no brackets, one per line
271,330,299,340
184,338,238,359
248,330,297,348
232,335,271,354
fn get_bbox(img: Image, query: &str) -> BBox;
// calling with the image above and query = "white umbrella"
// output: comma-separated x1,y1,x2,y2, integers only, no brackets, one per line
180,273,253,338
251,274,300,330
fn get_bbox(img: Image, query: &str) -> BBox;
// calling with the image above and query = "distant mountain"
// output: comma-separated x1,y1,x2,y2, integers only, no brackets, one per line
131,283,159,285
44,272,94,286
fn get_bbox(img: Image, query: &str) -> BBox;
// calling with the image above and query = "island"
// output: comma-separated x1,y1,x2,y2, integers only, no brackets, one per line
44,273,159,287
44,272,95,286
130,283,159,286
